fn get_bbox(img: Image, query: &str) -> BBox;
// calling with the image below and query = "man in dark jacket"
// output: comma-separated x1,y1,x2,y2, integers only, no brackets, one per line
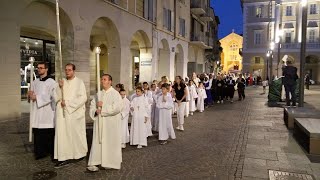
282,61,298,106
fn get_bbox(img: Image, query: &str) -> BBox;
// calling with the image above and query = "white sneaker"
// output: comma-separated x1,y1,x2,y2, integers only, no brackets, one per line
137,145,143,149
200,111,203,113
190,112,193,116
176,126,180,130
217,101,220,104
121,144,126,148
221,100,224,104
87,165,99,172
230,100,233,103
180,125,184,131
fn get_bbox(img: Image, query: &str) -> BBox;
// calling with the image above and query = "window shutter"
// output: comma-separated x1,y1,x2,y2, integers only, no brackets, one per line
163,8,167,28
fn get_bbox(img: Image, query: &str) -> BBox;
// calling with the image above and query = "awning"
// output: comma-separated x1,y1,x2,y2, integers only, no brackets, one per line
284,23,294,29
308,21,318,27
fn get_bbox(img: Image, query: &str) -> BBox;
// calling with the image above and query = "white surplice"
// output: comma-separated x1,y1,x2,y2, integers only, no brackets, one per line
156,94,176,141
144,90,153,137
196,88,207,112
130,95,149,146
54,76,88,161
121,97,130,144
30,78,57,129
184,85,190,117
88,87,123,169
189,85,198,112
152,90,162,132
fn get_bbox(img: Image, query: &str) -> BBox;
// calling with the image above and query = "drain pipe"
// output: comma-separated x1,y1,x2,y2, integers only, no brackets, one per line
173,0,177,40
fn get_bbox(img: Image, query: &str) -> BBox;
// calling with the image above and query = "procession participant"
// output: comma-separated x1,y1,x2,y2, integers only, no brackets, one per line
87,74,123,172
197,82,207,113
157,83,176,145
204,76,213,107
226,76,236,103
120,89,130,148
173,76,188,131
191,72,200,87
216,75,225,104
152,82,163,132
130,87,149,149
28,62,56,160
237,74,246,101
115,83,124,92
188,80,198,116
184,79,190,118
54,63,88,168
143,82,153,137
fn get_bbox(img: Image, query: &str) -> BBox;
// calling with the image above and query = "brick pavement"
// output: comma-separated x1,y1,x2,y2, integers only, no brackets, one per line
0,86,319,179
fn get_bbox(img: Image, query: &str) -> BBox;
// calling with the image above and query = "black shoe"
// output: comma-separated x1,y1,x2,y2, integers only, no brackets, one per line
54,161,70,169
74,157,85,163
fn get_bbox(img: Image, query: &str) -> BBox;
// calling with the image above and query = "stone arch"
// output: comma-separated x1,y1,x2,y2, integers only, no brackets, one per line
130,30,152,89
306,55,320,83
158,39,171,80
89,17,121,95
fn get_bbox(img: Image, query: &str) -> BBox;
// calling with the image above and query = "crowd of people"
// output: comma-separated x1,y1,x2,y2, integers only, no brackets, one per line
28,62,250,173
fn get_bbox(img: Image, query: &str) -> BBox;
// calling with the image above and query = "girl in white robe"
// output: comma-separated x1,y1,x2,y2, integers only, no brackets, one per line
188,80,198,115
197,82,207,113
130,87,149,148
120,89,130,148
184,84,190,117
157,84,176,145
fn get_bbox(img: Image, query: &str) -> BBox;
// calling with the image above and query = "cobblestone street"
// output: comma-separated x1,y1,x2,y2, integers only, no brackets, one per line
0,86,319,180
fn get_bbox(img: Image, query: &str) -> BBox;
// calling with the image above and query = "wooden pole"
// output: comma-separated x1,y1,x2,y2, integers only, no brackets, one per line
29,57,35,142
96,47,102,144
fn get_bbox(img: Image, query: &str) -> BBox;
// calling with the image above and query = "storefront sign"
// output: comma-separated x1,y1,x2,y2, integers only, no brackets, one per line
141,61,152,66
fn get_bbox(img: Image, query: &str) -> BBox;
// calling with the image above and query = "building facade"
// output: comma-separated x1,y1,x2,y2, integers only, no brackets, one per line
241,0,320,80
0,0,218,120
220,32,243,73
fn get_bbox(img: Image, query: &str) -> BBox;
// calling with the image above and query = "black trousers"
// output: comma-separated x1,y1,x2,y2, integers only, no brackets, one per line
284,84,296,106
33,128,55,159
238,88,245,100
216,88,223,101
227,87,235,99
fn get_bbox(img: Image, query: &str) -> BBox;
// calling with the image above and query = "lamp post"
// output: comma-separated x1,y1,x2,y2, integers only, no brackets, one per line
299,0,308,107
276,29,283,77
269,42,275,84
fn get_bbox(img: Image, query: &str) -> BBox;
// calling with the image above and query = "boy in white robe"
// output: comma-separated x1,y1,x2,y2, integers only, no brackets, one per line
188,80,198,115
87,74,123,172
157,83,176,145
54,63,87,168
152,82,163,132
143,82,153,137
197,82,207,113
184,84,190,117
150,83,157,131
120,89,130,148
130,87,149,149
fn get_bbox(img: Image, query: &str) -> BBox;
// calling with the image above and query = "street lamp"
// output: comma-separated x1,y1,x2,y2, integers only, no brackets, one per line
276,29,283,77
266,50,273,83
299,0,308,107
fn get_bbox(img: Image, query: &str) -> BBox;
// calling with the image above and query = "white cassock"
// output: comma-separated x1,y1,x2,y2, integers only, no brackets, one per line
150,90,157,130
130,95,149,146
88,87,123,169
54,76,87,161
152,90,162,132
189,85,198,112
157,94,176,141
121,97,130,144
31,77,56,129
184,86,190,117
197,88,207,112
144,90,153,137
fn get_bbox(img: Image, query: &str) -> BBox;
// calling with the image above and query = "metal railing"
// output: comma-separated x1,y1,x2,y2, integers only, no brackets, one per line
282,42,320,49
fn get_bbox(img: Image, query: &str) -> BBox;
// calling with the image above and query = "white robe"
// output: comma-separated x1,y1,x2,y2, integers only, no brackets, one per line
88,87,123,169
197,88,207,112
152,91,162,132
54,76,88,161
30,78,56,129
144,90,153,137
157,94,176,141
189,85,198,112
121,97,130,144
130,95,149,146
184,86,190,117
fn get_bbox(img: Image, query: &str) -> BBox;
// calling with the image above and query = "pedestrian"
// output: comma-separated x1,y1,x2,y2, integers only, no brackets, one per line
237,74,246,101
130,87,149,149
226,76,236,103
282,61,298,106
216,75,224,103
188,80,198,116
262,79,268,94
305,73,310,90
120,89,130,148
87,74,123,172
204,76,213,107
152,81,163,132
197,82,207,113
184,79,190,118
54,63,88,168
28,62,56,160
143,82,153,137
157,83,176,145
173,76,188,131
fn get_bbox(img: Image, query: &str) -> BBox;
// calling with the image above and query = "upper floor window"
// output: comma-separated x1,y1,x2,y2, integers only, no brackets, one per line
256,7,262,18
309,30,316,43
179,18,186,37
163,8,172,31
144,0,155,22
254,31,262,45
255,57,261,64
286,6,292,16
285,32,292,43
310,4,317,14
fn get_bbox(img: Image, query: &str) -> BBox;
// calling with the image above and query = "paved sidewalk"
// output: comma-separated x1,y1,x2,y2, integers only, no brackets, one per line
0,86,319,179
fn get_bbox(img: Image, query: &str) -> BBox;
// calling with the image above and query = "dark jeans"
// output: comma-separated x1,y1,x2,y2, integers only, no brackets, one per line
284,84,296,106
238,88,245,100
33,128,55,159
216,88,223,101
227,86,235,99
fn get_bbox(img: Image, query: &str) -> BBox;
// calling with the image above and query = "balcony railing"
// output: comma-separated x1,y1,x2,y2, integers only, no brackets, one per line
282,42,320,49
191,32,205,42
191,0,206,15
200,8,214,22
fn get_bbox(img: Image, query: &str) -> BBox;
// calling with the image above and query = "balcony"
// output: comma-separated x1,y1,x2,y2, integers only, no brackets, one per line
200,8,214,22
205,37,213,49
282,42,320,49
191,32,206,48
191,0,206,15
